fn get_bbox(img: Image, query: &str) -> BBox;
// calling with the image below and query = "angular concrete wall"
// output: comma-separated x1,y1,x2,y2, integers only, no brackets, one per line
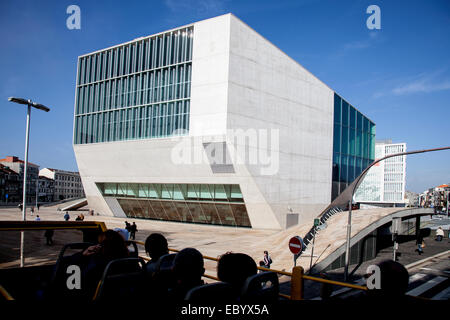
226,15,334,228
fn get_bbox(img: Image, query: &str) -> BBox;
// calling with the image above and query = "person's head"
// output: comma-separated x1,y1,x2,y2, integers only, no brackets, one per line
264,251,268,255
145,233,168,260
368,260,409,296
97,230,129,261
173,248,205,286
217,252,257,290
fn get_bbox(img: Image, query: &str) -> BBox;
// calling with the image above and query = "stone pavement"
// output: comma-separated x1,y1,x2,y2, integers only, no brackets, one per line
0,205,447,283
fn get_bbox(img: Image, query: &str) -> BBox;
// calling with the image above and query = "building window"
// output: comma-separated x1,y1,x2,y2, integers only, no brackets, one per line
74,27,194,144
96,182,250,227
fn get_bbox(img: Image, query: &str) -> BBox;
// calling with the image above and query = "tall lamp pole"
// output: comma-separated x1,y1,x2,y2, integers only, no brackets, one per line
8,97,50,267
343,146,450,281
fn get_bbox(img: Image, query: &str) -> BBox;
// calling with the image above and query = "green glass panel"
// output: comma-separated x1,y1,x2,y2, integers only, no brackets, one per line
231,185,243,199
138,184,148,198
350,106,356,129
342,126,349,155
333,124,341,153
357,112,363,131
349,129,356,156
148,184,158,198
214,185,227,200
200,184,212,199
104,183,117,196
187,184,198,199
117,183,127,196
173,184,184,200
342,101,349,127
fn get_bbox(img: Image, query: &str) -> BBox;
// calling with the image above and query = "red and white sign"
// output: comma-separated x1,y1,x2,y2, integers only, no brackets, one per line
289,236,303,255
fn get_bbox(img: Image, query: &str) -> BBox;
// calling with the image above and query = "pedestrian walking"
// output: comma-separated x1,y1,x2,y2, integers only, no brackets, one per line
64,212,70,221
37,203,40,211
130,222,137,240
44,229,54,245
263,250,272,269
415,235,425,255
18,203,23,211
30,207,34,216
435,227,444,241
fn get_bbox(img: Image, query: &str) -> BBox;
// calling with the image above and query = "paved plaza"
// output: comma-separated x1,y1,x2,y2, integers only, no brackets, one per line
0,204,447,280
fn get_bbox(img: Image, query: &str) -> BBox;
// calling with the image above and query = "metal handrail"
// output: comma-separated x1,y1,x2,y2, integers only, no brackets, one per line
0,224,368,300
133,241,367,299
0,284,14,301
0,220,108,232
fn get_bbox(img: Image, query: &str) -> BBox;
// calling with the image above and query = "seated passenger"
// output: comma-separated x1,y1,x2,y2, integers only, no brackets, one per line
364,259,411,300
66,230,130,297
144,233,169,274
169,248,205,300
217,252,257,298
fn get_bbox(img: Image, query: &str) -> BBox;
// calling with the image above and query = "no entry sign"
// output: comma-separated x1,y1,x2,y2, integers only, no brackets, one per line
289,236,303,255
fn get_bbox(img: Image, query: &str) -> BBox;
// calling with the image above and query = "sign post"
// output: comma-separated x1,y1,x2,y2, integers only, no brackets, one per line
289,236,303,266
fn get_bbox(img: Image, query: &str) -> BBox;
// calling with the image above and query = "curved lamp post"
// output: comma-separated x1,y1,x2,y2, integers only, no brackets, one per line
342,146,450,280
7,97,50,267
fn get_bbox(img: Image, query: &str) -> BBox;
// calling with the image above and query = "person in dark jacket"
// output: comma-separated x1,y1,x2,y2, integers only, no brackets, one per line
170,248,205,301
263,251,272,268
44,229,54,245
130,222,137,240
144,233,169,274
65,230,129,298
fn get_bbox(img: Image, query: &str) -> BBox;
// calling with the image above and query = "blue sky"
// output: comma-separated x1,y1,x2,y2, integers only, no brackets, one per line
0,0,449,193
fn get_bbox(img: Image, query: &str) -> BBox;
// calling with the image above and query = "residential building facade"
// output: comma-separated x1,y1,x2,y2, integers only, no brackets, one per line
355,141,407,207
37,176,55,203
39,168,85,200
0,156,39,204
0,164,21,204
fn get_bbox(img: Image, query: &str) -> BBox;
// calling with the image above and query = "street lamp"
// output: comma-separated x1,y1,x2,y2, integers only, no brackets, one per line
7,97,50,267
342,146,450,281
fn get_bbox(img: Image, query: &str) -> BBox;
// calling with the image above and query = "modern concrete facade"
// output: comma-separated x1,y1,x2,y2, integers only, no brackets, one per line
73,14,375,229
355,141,406,207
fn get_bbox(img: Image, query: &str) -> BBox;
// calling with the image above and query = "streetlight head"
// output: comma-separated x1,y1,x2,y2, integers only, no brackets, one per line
8,97,50,112
8,97,29,105
31,102,50,112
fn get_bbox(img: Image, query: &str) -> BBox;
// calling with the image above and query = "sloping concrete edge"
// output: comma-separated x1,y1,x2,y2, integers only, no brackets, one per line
310,208,434,273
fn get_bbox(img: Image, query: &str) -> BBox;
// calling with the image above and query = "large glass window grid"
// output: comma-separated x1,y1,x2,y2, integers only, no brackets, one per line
74,27,193,144
97,183,251,227
332,93,375,200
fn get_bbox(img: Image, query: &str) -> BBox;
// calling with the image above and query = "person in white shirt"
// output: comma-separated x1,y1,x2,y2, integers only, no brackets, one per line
436,227,444,241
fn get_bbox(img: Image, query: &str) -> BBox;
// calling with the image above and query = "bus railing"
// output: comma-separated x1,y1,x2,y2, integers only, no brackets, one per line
0,223,367,300
133,240,368,300
0,220,107,232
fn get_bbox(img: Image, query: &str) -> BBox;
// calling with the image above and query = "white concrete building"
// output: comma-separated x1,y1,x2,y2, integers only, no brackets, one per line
73,14,375,229
355,141,407,207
